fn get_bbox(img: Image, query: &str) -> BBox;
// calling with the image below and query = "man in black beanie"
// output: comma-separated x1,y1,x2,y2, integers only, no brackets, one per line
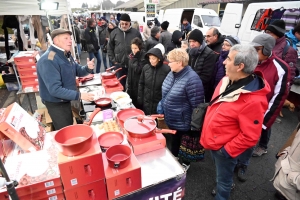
145,26,160,52
159,21,172,52
107,13,142,88
265,19,297,83
188,29,219,102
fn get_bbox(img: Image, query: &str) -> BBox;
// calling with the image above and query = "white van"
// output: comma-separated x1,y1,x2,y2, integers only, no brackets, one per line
220,1,300,45
162,8,221,33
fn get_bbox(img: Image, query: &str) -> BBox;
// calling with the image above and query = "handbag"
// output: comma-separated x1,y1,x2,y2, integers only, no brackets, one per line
178,131,205,162
86,44,95,52
102,41,108,53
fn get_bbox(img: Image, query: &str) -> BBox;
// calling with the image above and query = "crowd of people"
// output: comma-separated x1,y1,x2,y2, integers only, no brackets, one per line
37,13,300,200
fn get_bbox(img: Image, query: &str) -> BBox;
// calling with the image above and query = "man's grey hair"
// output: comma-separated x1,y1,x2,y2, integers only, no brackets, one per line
230,44,258,74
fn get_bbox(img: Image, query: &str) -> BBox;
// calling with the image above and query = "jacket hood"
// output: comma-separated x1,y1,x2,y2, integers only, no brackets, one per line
145,47,164,65
285,29,300,44
209,34,225,48
172,30,182,44
216,71,270,104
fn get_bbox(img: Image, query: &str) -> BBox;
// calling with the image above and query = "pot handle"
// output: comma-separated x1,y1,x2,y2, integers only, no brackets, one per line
106,66,115,72
113,68,122,74
83,108,101,126
114,162,120,168
118,75,127,81
155,128,177,134
137,114,164,122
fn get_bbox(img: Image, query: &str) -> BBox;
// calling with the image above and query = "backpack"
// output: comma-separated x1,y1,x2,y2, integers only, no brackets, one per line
282,37,293,60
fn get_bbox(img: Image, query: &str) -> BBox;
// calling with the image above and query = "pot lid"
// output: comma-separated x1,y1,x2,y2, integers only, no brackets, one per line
102,71,114,76
124,117,156,134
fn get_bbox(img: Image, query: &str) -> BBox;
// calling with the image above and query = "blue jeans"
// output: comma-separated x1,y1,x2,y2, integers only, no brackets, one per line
76,43,81,57
100,45,108,70
211,150,237,200
89,51,101,73
259,128,271,149
237,147,254,166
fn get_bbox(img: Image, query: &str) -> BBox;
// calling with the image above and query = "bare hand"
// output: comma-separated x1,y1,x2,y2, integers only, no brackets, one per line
81,92,94,101
87,58,95,70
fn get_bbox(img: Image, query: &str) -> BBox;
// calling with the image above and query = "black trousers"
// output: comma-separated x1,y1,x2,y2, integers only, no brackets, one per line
44,101,73,130
170,130,189,156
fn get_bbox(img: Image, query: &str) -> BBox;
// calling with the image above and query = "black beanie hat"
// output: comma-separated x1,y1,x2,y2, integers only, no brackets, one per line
161,21,169,30
120,14,131,22
266,20,286,38
188,29,203,44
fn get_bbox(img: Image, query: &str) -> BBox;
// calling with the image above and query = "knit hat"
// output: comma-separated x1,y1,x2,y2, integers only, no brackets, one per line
120,14,131,22
161,21,169,30
250,34,276,56
224,35,240,46
188,29,203,44
265,20,286,38
151,26,160,37
100,16,107,22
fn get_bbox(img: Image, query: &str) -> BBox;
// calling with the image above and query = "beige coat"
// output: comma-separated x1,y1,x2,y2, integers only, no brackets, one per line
143,24,151,40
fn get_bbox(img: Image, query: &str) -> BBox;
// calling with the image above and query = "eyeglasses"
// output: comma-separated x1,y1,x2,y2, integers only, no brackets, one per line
222,43,231,47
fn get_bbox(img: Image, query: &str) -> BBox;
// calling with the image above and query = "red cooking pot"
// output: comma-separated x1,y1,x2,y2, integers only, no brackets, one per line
94,97,111,107
54,108,101,156
101,68,122,79
124,115,177,138
105,144,132,168
103,75,126,87
116,108,145,127
98,131,124,152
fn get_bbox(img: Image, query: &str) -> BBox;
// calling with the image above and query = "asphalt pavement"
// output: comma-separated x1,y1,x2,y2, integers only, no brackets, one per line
0,51,298,200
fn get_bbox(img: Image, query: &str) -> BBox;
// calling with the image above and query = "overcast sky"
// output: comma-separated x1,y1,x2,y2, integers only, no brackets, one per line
70,0,128,8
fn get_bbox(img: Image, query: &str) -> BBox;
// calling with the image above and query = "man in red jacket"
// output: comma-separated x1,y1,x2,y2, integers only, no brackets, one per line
200,44,270,200
235,34,290,183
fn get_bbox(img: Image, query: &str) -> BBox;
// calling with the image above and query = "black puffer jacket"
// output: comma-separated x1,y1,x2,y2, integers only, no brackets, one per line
208,33,225,53
138,48,170,115
166,30,182,54
84,26,100,53
127,50,147,108
107,27,142,67
145,36,159,52
189,44,219,102
98,24,108,45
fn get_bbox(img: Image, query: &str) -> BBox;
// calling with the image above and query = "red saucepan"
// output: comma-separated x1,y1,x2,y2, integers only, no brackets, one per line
78,74,94,83
124,115,177,138
103,75,126,87
116,108,145,127
54,108,101,156
94,97,112,107
101,68,122,79
106,144,132,168
98,131,124,152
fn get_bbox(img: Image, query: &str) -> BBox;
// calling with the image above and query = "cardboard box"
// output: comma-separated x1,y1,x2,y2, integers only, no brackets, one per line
16,63,37,72
13,51,38,63
4,192,65,200
0,133,61,197
18,70,37,78
18,186,63,200
35,108,53,132
0,139,16,163
103,152,142,200
64,179,107,200
0,103,46,151
58,134,105,190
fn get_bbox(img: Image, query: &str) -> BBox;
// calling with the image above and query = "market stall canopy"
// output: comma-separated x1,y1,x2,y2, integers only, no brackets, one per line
114,0,180,11
0,0,71,15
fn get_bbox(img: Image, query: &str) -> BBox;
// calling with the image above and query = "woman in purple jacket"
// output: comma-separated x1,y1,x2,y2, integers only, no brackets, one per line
214,35,240,88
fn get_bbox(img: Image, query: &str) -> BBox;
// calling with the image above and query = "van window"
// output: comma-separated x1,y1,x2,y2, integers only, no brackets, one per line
193,15,203,27
201,15,221,26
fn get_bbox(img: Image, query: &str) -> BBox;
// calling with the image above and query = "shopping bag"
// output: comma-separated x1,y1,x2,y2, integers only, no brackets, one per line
178,132,205,162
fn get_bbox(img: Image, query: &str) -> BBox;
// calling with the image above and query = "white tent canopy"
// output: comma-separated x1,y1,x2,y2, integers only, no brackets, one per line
114,0,180,10
0,0,70,16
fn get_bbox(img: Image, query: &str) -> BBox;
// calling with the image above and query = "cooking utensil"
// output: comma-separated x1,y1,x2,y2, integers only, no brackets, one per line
124,115,176,138
94,97,112,107
83,108,102,126
54,108,101,156
98,132,124,152
103,75,126,87
105,144,132,168
116,108,145,127
78,74,94,83
101,68,122,79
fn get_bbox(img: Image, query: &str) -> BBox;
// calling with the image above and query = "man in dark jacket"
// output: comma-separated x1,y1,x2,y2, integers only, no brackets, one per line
145,26,160,52
85,18,101,73
107,14,142,88
72,24,81,58
265,20,298,83
205,27,225,54
37,29,95,130
181,18,191,40
99,16,109,70
159,21,172,52
188,29,219,102
167,30,182,54
138,44,170,115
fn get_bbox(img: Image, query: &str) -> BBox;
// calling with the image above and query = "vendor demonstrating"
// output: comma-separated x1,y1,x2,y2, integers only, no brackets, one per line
37,28,95,130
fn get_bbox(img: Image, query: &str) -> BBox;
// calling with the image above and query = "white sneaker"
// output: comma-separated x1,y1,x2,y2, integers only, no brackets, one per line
182,163,190,172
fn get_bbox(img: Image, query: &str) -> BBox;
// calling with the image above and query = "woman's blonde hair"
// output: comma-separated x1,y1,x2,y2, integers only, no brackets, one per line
167,48,189,66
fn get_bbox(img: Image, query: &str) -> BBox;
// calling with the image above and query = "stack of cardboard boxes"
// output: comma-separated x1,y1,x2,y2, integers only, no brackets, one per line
14,51,39,92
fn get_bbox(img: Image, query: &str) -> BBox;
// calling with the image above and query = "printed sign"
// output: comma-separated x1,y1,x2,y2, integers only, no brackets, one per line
146,4,156,18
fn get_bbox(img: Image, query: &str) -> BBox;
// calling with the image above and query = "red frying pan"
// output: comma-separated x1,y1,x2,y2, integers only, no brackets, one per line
94,97,111,107
98,131,124,151
104,75,126,87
